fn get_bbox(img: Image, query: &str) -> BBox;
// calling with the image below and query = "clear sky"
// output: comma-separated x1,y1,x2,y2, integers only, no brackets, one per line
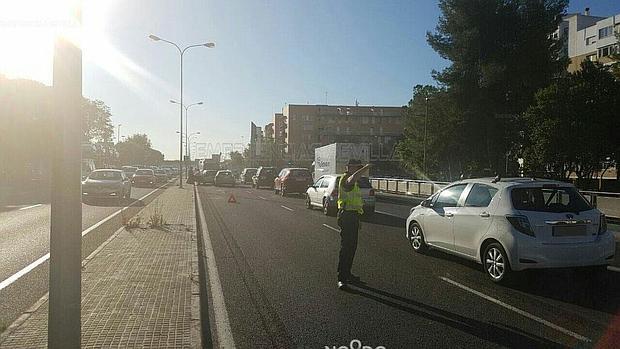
1,0,619,160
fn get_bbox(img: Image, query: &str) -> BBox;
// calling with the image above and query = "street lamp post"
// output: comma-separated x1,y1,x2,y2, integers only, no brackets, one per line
117,124,122,144
170,100,203,166
188,132,201,161
149,34,214,188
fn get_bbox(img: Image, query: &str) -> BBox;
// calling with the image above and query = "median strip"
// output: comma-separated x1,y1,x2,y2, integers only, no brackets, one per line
440,276,591,343
0,182,167,292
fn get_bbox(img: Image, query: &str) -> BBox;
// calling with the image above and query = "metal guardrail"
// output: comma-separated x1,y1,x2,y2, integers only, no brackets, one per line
370,177,620,223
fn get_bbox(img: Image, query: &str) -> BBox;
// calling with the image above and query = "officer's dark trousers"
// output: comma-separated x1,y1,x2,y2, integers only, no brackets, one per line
337,210,360,281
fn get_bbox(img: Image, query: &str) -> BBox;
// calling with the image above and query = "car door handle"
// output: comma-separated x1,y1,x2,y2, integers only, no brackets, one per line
445,212,454,218
479,212,490,218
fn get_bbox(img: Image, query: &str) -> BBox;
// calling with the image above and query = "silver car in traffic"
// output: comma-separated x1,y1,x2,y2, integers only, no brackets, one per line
82,169,132,200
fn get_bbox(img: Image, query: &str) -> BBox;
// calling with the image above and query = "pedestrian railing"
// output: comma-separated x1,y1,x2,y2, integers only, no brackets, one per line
371,177,620,223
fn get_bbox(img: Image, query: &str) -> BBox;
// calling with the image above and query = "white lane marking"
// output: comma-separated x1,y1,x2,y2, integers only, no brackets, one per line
195,187,236,348
440,277,591,343
608,266,620,273
375,210,404,218
281,205,294,212
245,190,252,194
322,224,340,232
0,253,50,291
257,196,266,200
0,183,167,292
18,204,43,211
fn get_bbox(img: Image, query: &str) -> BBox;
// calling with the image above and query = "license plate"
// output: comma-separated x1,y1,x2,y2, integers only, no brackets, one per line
552,225,586,237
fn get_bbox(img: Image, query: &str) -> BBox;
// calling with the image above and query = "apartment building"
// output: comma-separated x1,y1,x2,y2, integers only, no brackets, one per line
556,8,620,72
281,104,405,165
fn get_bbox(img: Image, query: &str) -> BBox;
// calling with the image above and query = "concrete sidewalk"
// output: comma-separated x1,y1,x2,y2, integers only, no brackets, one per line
0,185,200,348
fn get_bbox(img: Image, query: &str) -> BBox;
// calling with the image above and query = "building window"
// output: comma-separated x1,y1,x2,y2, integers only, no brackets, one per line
303,124,313,131
598,45,616,58
599,26,613,39
370,127,374,135
362,116,368,124
615,24,620,34
586,36,596,45
587,54,597,62
372,116,376,124
336,126,340,134
346,127,350,134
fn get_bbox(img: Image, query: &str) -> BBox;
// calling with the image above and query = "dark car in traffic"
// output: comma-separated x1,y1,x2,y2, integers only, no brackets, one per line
153,169,168,183
132,169,156,188
215,170,236,187
198,170,218,185
274,168,313,196
82,169,131,200
252,166,277,189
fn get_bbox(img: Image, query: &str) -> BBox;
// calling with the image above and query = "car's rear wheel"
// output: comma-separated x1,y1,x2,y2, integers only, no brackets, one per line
280,185,286,197
408,222,427,253
305,194,312,209
483,243,511,283
323,198,335,216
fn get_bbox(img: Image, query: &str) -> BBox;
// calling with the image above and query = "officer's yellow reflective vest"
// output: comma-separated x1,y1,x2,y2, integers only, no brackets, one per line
337,175,364,214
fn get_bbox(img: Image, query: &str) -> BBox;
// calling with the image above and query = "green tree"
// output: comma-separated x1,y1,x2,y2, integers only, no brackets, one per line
611,32,620,80
397,85,462,180
426,0,568,174
523,61,620,180
116,134,163,166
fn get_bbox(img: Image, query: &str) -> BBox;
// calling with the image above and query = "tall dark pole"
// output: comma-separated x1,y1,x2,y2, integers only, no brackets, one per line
423,97,428,175
49,19,82,349
179,51,184,187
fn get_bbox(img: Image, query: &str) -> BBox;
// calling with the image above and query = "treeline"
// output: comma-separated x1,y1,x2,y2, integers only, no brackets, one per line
397,0,620,183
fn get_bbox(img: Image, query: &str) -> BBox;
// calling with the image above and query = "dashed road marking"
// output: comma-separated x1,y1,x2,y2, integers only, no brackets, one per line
281,205,294,212
322,224,340,232
18,204,42,211
440,276,591,343
375,210,403,218
258,196,266,200
0,183,167,292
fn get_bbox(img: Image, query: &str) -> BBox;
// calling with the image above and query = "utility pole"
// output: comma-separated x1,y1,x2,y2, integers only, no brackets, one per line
423,97,429,175
117,124,122,144
49,7,82,349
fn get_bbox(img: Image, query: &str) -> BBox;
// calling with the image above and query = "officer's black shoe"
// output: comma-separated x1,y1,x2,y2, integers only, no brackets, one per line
337,281,348,290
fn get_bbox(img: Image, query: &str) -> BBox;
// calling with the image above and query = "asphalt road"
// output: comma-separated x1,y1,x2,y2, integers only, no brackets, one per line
197,184,619,348
0,181,171,330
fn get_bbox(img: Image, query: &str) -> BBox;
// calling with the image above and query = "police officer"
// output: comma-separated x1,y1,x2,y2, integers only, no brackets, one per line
337,159,371,290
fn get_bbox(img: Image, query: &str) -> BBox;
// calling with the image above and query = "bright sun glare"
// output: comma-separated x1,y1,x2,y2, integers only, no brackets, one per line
0,0,152,91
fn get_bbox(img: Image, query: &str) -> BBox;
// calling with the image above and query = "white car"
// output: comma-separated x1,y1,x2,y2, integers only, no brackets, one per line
406,177,615,283
305,175,375,216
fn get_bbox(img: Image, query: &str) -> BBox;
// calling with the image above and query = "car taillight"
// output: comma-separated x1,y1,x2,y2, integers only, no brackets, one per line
506,215,535,237
369,189,375,196
599,214,607,235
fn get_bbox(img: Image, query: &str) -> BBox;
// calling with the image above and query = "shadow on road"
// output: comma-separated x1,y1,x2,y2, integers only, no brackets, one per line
362,212,406,228
346,284,565,349
413,247,620,315
504,268,620,315
82,197,145,207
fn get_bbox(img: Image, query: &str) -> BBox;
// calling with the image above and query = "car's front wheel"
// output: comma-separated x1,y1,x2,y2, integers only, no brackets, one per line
305,194,312,209
323,198,336,216
408,222,427,253
483,242,511,283
280,186,286,197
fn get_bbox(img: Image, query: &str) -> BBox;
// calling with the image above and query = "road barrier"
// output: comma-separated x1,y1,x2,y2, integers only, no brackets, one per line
371,177,620,223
